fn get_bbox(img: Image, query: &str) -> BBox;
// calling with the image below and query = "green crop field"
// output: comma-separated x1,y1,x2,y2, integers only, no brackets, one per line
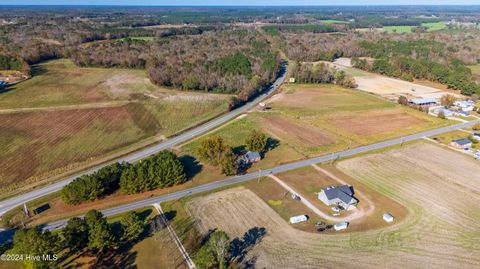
380,25,414,33
374,22,446,34
422,21,447,31
320,19,348,24
0,59,230,195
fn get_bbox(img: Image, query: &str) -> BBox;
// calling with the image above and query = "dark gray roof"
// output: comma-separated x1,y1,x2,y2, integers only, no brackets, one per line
323,185,355,204
452,138,472,146
244,151,261,162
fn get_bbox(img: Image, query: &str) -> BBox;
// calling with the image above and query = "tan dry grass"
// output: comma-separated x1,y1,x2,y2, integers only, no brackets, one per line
261,115,335,147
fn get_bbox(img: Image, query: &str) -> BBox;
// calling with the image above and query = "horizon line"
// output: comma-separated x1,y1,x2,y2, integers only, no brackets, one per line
1,4,480,7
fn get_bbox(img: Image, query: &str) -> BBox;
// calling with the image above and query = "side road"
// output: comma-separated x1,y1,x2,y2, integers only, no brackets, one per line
38,119,478,232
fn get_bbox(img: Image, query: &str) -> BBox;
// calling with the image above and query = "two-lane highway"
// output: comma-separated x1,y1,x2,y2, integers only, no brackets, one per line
41,119,478,231
0,63,287,216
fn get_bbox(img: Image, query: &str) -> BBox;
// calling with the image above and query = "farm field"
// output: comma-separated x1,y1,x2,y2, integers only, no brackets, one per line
186,142,480,269
0,59,230,196
370,22,446,33
181,83,449,172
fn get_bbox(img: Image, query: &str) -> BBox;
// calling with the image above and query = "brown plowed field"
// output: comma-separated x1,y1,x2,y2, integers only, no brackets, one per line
262,115,334,147
329,110,426,136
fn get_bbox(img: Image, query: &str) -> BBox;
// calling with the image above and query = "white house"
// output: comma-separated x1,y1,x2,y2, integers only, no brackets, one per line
453,100,474,112
383,213,394,223
318,185,358,211
473,133,480,141
334,222,349,231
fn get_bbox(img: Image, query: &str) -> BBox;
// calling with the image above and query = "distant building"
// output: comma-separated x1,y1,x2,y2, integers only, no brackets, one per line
473,133,480,141
288,77,296,83
334,222,349,231
318,185,358,211
450,138,473,149
240,151,261,164
453,100,474,112
409,98,437,106
383,213,394,223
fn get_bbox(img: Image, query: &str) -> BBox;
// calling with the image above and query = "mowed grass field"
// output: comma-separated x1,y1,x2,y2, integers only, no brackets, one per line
182,84,448,170
376,22,446,33
0,59,230,194
186,142,480,269
469,64,480,82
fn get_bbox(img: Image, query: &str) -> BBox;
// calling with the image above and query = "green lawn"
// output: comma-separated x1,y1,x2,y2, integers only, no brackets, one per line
373,22,446,34
380,25,414,33
320,19,348,24
422,21,447,31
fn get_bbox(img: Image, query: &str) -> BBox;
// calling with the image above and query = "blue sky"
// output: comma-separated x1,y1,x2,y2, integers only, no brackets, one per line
3,0,480,5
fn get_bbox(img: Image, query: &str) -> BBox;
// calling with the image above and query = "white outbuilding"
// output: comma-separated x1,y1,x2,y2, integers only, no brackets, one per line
383,213,394,223
289,215,308,224
334,222,349,231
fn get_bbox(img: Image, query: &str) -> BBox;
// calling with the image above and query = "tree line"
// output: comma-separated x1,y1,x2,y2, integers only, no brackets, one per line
290,62,357,88
61,151,186,205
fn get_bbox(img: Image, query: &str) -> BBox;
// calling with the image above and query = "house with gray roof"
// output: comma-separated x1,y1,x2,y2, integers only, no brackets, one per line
240,151,261,164
318,185,358,211
450,138,472,149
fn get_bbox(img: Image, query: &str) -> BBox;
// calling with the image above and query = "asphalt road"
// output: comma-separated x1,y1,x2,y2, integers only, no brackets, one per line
39,119,478,231
0,63,287,216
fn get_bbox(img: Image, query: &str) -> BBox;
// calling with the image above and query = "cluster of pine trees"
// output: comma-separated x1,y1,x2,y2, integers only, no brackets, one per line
120,151,187,194
61,151,186,204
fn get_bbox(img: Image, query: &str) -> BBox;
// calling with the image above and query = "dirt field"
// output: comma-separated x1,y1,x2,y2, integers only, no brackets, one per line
330,58,461,100
0,59,230,194
187,142,480,269
261,115,334,147
328,109,426,136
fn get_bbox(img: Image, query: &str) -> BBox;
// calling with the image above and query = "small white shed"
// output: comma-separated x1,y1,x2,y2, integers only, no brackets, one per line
290,215,308,224
383,213,394,223
334,222,349,231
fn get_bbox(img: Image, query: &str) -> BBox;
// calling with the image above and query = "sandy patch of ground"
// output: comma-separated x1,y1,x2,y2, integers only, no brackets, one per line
328,110,426,136
103,73,140,98
327,59,462,100
261,115,335,147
